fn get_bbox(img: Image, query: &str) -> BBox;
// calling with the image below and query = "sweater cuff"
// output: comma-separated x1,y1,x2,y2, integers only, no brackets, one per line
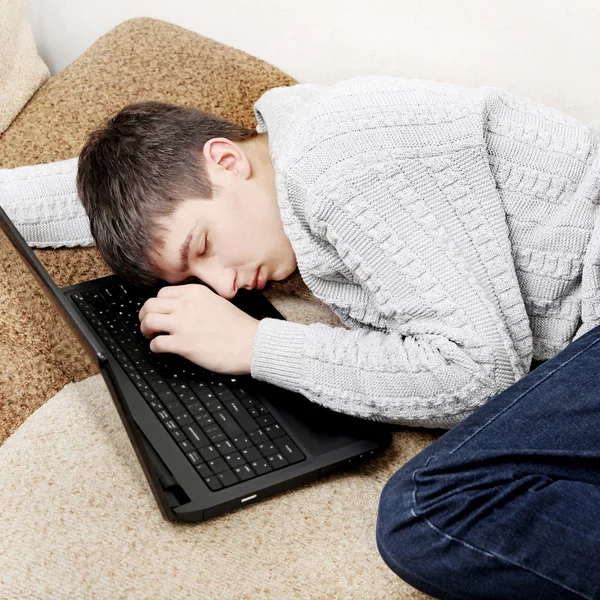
250,318,308,389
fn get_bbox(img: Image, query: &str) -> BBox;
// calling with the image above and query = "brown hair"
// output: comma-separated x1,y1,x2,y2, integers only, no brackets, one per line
76,101,260,290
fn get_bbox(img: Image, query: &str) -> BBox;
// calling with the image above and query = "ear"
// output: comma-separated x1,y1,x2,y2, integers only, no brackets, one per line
203,138,249,179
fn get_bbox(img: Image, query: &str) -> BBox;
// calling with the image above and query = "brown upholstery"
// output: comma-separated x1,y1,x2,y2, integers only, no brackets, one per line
0,18,440,599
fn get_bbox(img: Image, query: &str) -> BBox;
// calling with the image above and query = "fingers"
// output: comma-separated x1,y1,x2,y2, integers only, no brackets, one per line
138,283,205,321
149,333,175,354
139,312,173,338
138,296,178,322
156,283,200,298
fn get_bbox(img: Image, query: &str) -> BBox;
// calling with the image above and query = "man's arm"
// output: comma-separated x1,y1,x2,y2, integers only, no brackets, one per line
0,157,94,247
251,316,496,429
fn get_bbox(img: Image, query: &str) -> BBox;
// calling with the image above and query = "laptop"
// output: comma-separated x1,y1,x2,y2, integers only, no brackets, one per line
0,203,393,523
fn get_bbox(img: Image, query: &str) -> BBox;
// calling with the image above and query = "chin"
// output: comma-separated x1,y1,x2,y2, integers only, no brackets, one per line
275,266,298,282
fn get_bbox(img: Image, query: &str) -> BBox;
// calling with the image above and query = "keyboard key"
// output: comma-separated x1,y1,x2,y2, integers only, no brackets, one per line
183,424,210,449
223,451,245,468
257,441,278,457
250,459,273,475
207,457,228,474
215,440,236,454
204,397,224,413
231,435,253,450
217,469,239,487
187,403,208,417
194,414,214,428
239,446,262,462
148,399,164,412
178,440,194,453
256,415,276,427
199,445,219,461
150,379,170,393
174,412,194,426
234,464,256,481
204,476,223,491
177,391,199,405
203,425,226,443
132,379,150,392
264,424,286,439
231,385,251,399
156,410,170,422
274,436,306,465
213,410,242,437
170,429,186,443
186,451,202,465
248,429,268,445
188,381,211,398
266,453,289,470
240,397,259,408
224,399,258,433
155,389,176,404
196,463,213,479
165,400,185,415
142,389,158,402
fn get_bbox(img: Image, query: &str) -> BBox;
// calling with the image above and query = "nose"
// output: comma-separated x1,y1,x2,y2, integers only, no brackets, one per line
195,265,237,299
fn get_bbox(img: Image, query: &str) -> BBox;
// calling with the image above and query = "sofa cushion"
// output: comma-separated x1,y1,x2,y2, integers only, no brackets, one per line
0,0,49,134
0,17,439,599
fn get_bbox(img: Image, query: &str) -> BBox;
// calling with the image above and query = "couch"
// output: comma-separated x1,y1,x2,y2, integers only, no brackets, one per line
0,18,443,599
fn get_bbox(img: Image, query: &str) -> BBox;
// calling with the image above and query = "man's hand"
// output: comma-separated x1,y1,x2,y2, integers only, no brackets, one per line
138,283,259,375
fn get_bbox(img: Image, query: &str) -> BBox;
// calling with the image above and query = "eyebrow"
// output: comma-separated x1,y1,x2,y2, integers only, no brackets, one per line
178,220,201,275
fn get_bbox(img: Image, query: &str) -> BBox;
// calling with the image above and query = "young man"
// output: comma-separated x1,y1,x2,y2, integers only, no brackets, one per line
2,75,600,597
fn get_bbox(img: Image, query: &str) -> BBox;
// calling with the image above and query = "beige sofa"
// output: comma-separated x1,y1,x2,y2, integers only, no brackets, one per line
0,18,441,599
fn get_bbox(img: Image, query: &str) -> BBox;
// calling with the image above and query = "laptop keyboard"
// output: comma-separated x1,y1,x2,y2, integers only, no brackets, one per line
71,281,306,491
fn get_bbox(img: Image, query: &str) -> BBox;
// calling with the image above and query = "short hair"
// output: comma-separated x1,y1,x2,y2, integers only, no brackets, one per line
76,101,260,290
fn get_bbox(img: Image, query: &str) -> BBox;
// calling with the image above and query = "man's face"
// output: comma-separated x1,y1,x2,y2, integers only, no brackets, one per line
150,136,297,299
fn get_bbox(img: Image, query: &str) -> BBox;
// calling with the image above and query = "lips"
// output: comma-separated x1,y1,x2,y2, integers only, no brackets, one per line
254,267,265,290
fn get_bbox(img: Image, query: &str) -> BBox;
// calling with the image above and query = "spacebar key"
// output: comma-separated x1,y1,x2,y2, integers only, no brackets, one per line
224,399,259,432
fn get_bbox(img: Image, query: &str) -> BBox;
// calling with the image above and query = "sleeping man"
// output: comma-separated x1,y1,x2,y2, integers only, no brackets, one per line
2,75,600,598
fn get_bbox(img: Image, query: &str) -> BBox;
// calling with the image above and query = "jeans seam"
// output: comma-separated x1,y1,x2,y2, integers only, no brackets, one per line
448,333,600,456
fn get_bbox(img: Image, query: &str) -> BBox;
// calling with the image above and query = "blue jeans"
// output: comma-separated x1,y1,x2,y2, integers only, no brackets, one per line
376,325,600,600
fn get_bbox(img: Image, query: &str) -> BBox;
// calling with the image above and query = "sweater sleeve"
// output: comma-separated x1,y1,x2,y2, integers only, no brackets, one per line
250,316,498,429
0,157,94,247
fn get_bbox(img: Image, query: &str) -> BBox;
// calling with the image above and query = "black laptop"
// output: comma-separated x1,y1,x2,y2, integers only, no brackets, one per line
0,203,393,523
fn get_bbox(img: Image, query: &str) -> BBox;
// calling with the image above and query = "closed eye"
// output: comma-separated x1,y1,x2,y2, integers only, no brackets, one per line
176,237,208,285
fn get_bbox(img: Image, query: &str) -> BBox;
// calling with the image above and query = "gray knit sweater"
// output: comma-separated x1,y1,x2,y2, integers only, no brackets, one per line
249,76,600,429
3,76,600,429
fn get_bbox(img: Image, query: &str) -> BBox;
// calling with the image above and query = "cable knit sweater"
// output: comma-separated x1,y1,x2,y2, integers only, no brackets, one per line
3,75,600,429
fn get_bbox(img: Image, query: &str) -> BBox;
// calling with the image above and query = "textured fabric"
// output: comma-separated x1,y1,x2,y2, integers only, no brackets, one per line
3,75,600,430
0,0,49,134
0,158,93,247
250,76,600,429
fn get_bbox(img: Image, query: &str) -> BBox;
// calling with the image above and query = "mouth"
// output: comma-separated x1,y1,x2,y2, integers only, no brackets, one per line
253,267,266,290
